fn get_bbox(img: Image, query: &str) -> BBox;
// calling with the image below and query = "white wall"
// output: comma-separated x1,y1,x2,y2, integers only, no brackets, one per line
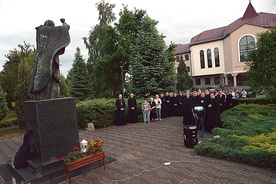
190,40,225,76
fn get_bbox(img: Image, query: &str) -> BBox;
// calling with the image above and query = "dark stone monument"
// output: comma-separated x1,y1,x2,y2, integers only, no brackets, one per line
24,97,79,167
7,19,81,183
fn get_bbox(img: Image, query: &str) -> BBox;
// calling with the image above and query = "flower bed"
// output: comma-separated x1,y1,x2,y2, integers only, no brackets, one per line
60,139,105,183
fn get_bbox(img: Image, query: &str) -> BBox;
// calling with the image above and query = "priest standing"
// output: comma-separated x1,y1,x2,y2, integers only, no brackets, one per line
128,93,138,123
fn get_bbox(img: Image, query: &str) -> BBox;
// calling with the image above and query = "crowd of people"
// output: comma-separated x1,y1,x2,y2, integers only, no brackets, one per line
115,88,242,132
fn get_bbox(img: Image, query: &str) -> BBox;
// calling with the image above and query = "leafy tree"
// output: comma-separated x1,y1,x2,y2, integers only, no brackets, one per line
60,75,70,97
176,55,194,91
0,42,35,128
71,47,90,100
83,0,119,97
0,84,8,121
246,27,276,99
129,15,176,97
115,6,147,72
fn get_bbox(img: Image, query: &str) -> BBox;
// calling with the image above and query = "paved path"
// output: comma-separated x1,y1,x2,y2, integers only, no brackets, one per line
0,117,275,184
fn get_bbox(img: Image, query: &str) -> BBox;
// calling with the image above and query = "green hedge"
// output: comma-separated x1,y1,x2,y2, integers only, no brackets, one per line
0,111,17,129
238,98,276,105
195,103,276,168
76,98,144,129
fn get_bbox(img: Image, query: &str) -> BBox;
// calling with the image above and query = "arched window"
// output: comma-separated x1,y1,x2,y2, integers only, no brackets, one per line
207,49,212,68
214,47,220,67
200,50,205,69
239,35,255,62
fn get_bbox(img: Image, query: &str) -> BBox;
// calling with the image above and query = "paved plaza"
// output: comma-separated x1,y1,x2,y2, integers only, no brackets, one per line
0,116,275,184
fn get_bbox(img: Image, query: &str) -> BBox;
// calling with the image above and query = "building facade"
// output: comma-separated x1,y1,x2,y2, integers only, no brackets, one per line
174,2,276,89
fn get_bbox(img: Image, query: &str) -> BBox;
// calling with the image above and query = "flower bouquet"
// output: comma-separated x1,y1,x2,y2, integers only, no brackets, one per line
60,138,105,183
60,138,105,165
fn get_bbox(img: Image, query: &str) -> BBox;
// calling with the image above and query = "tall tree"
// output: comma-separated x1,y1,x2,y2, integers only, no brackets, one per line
176,55,194,91
246,27,276,99
129,15,176,97
0,84,8,122
71,47,90,100
60,75,70,97
83,0,119,97
0,42,35,128
115,6,147,71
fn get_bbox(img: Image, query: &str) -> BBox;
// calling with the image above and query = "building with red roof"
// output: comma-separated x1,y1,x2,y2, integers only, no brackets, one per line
174,1,276,89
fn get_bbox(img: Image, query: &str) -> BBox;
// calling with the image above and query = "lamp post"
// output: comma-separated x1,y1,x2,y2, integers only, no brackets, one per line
120,65,124,98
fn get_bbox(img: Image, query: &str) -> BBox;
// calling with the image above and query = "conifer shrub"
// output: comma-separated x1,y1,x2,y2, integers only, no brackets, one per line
195,103,276,168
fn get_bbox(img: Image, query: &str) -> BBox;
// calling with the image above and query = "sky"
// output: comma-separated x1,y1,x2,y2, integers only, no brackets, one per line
0,0,275,76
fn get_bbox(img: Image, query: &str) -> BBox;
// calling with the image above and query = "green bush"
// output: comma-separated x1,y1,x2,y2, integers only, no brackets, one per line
195,103,276,169
76,98,144,129
0,111,17,129
238,98,276,105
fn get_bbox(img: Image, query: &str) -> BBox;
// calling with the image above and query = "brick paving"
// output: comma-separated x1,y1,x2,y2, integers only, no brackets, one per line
0,116,275,184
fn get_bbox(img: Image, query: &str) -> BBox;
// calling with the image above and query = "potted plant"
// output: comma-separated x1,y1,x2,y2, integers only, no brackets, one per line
60,138,105,183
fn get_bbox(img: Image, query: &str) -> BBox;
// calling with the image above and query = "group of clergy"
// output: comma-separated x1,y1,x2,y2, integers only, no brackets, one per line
115,88,236,132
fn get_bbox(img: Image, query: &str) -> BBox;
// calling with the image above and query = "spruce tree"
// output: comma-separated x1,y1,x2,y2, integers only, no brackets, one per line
0,84,8,121
130,15,176,97
71,47,90,100
176,55,194,91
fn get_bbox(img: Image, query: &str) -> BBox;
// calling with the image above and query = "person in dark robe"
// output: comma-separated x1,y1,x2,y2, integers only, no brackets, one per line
182,91,195,126
203,89,211,132
115,94,127,126
171,92,179,116
149,97,157,121
225,90,233,110
198,92,206,107
165,92,172,117
128,93,138,123
206,92,221,132
178,91,184,116
219,89,226,113
191,90,200,107
160,93,168,118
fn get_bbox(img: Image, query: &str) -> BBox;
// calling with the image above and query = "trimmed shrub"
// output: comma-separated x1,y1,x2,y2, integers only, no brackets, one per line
0,111,17,129
76,98,144,129
195,103,276,169
238,98,276,105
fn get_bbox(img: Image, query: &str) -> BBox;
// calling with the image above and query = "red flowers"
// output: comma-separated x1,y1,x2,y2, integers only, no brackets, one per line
62,139,104,165
73,146,78,151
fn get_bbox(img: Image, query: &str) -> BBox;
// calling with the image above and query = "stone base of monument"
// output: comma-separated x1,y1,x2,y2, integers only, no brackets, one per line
7,97,81,183
7,156,116,183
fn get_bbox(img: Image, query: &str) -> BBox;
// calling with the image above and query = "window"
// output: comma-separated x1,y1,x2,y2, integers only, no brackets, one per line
214,77,220,85
176,55,180,62
205,78,210,85
185,54,189,61
200,50,205,69
214,47,220,67
207,49,212,68
195,78,201,85
186,66,190,72
239,35,255,62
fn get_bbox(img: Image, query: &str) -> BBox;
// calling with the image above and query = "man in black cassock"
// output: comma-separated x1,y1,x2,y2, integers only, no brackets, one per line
182,91,195,126
128,93,138,123
115,94,127,126
165,92,172,117
206,92,221,132
219,89,226,113
171,93,179,116
178,91,184,116
160,93,168,118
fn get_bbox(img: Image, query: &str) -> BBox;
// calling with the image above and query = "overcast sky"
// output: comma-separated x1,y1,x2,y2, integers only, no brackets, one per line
0,0,275,76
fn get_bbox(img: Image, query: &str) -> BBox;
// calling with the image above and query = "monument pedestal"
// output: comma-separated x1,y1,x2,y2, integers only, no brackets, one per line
8,97,80,183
